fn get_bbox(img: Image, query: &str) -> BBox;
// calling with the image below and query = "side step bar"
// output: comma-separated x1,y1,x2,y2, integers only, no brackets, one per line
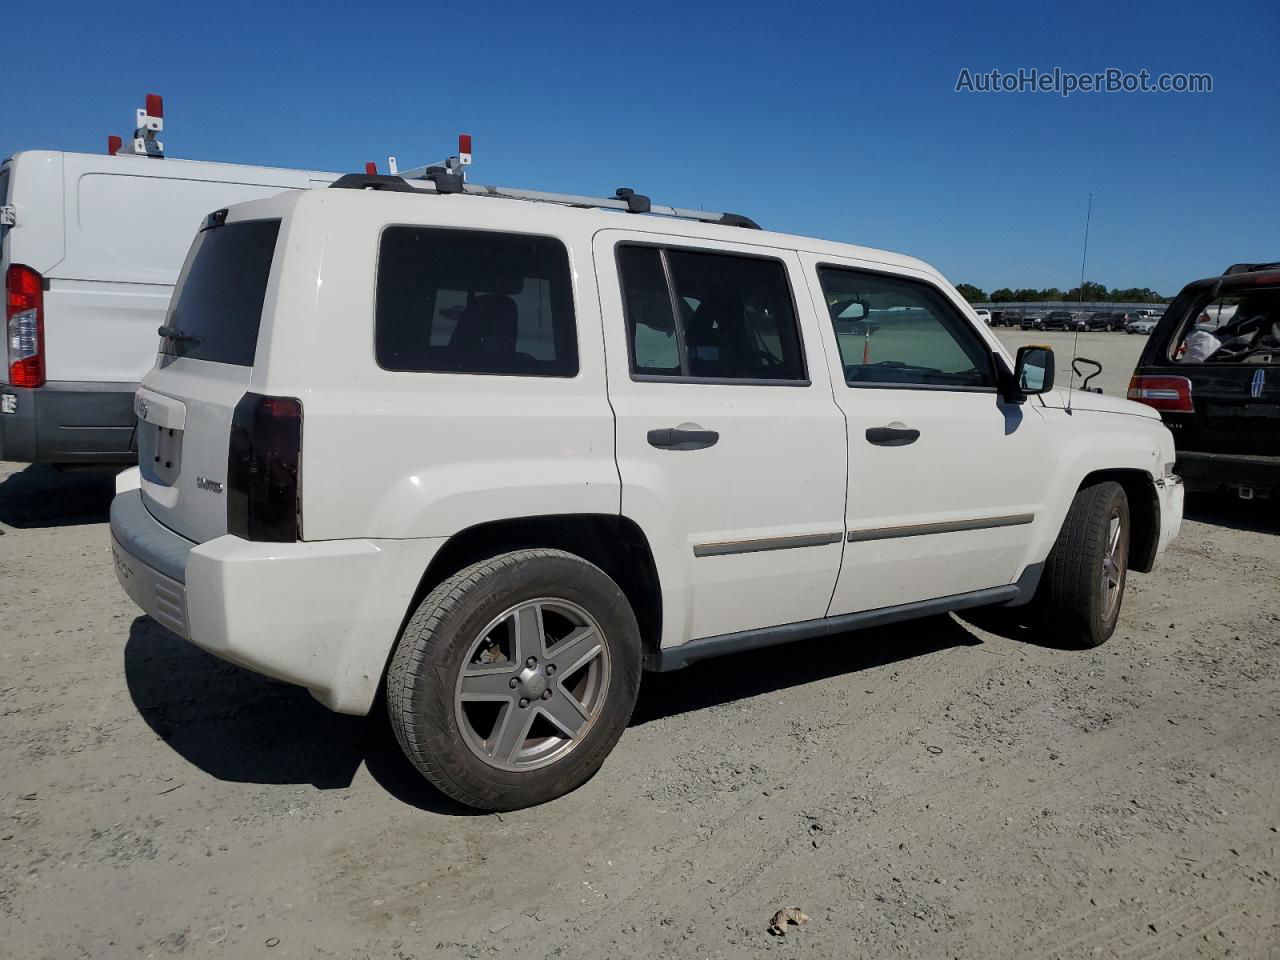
644,566,1044,672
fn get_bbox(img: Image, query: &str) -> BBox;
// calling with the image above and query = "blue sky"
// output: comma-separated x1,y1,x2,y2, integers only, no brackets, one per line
4,0,1276,296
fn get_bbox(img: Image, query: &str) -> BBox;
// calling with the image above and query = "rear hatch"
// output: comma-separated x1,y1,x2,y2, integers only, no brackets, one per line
1136,278,1280,456
137,214,281,543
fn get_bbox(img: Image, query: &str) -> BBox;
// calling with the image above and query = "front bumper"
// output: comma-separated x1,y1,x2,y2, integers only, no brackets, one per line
1175,451,1280,494
109,490,443,715
0,380,138,463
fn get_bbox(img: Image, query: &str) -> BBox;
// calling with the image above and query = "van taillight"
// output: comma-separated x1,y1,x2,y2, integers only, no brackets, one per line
6,265,45,388
227,393,302,542
1127,375,1193,413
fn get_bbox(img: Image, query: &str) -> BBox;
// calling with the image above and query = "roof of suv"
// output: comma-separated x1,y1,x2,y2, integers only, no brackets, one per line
242,180,948,283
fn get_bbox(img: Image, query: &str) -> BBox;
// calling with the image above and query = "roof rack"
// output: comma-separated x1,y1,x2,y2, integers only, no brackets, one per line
1223,261,1280,275
333,135,761,230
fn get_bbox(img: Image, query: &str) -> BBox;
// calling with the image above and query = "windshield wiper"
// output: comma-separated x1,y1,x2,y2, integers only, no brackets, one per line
157,324,202,345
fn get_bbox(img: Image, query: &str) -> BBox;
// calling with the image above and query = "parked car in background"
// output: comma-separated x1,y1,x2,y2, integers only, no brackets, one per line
1083,312,1123,331
1020,312,1046,330
1128,262,1278,500
1043,311,1077,331
1127,317,1158,335
108,171,1183,809
0,95,335,465
974,308,991,324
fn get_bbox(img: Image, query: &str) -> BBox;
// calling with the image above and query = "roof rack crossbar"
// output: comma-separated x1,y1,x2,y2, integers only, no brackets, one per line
333,169,760,229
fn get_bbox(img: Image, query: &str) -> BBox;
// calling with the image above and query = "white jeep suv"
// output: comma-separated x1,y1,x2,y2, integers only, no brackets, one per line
109,175,1184,809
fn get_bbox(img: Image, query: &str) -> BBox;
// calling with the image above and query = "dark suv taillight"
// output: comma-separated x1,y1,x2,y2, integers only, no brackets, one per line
6,265,45,388
1127,375,1194,413
227,393,302,542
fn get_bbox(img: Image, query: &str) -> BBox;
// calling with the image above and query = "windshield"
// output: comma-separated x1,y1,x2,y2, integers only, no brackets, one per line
1170,287,1279,365
162,218,281,366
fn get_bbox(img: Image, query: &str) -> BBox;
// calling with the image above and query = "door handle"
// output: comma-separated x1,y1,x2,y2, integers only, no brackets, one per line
865,425,920,446
647,427,719,451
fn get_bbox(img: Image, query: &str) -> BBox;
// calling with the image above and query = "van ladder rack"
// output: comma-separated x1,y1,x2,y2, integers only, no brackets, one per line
331,134,760,229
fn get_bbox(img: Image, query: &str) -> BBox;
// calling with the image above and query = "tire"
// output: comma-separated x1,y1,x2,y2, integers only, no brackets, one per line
1035,481,1130,648
386,549,642,810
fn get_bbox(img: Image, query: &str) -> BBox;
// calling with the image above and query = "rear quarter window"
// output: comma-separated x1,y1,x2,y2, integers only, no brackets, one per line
162,218,281,366
375,227,578,377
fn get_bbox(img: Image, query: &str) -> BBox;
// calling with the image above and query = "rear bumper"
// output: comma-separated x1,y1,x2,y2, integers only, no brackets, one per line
109,490,443,715
1175,451,1280,493
0,380,138,464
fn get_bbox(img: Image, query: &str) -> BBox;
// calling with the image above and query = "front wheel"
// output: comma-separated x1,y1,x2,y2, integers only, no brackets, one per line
386,549,642,810
1034,481,1130,647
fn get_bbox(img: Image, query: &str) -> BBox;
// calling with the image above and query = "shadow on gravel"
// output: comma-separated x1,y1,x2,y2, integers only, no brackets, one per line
123,617,481,817
125,612,988,812
0,463,116,528
1183,491,1279,535
952,605,1084,651
631,615,982,725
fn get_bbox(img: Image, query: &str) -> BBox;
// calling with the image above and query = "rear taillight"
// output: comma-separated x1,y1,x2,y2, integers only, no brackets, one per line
1128,375,1193,413
227,393,302,542
6,265,45,388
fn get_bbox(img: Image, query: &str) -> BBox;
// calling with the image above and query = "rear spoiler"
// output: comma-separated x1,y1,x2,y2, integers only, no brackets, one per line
1223,262,1280,275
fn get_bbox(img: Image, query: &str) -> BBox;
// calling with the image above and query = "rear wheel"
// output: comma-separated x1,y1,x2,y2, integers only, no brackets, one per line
386,549,642,810
1035,481,1130,648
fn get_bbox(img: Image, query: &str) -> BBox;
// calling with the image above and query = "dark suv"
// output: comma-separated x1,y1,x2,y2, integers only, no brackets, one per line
1128,263,1280,499
1083,311,1123,331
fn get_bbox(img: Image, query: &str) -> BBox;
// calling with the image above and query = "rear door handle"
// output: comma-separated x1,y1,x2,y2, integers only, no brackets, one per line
647,427,719,451
865,425,920,446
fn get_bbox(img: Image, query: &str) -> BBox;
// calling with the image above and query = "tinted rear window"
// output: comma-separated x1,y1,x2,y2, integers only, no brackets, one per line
375,227,578,377
162,218,280,366
0,167,10,205
1169,287,1279,365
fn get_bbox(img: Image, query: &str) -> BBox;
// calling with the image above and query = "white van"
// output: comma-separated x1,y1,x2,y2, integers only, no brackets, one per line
0,148,334,464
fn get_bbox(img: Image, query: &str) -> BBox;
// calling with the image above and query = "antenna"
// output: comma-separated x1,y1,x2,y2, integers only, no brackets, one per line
1067,193,1093,412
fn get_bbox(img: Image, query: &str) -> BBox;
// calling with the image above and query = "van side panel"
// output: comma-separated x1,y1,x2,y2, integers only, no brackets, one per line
48,156,311,383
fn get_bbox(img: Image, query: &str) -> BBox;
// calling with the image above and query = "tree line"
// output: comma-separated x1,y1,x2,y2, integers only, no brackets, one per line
953,281,1167,304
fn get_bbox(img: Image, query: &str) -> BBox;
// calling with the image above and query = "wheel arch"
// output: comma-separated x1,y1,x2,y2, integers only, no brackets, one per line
394,514,664,664
1077,468,1160,573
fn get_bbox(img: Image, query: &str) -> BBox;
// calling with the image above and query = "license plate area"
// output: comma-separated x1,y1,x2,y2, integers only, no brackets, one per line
139,423,183,487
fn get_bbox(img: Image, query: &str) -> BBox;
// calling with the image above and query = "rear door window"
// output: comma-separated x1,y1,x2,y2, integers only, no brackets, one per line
375,227,578,377
616,244,807,382
162,218,281,366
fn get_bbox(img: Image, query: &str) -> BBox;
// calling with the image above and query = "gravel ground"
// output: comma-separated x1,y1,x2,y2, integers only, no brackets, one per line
1,332,1277,958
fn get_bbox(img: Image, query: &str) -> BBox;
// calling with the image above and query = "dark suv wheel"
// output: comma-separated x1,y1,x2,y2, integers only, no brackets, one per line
387,549,643,810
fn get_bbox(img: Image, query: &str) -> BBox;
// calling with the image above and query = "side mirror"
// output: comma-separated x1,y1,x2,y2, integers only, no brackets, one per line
1005,345,1055,402
830,297,869,322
